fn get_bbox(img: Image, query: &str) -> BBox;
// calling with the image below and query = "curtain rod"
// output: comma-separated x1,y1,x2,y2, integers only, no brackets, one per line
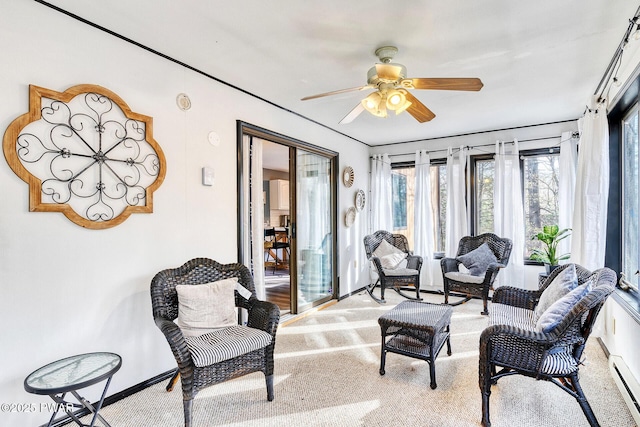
594,4,640,102
371,131,579,158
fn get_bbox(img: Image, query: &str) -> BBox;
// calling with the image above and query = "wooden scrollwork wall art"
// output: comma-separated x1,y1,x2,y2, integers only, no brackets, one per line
3,84,166,229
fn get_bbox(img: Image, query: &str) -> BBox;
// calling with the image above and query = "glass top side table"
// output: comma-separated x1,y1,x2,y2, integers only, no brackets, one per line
24,352,122,427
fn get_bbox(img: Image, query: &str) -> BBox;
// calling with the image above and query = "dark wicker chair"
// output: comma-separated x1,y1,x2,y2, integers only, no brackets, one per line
363,230,423,303
479,264,617,427
151,258,280,427
441,233,512,315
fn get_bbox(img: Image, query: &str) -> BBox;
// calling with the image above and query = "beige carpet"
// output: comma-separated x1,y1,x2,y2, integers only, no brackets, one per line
75,291,636,426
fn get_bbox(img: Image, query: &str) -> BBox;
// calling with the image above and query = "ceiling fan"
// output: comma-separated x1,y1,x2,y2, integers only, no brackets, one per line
301,46,483,124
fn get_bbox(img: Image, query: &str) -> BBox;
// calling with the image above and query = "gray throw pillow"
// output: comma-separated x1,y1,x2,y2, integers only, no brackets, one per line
456,243,498,276
536,280,592,333
534,264,578,318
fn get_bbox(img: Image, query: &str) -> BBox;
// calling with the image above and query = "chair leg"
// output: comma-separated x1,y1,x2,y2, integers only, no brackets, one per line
481,389,491,427
365,280,386,304
570,373,600,427
266,374,275,401
481,297,489,316
166,368,180,392
270,248,276,272
183,398,193,427
480,359,493,427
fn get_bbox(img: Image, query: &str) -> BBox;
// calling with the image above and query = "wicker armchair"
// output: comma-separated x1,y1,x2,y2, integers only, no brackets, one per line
363,230,423,303
441,233,512,315
479,264,617,427
150,258,280,427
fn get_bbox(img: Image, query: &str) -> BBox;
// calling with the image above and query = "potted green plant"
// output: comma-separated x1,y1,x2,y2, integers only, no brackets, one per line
530,225,572,274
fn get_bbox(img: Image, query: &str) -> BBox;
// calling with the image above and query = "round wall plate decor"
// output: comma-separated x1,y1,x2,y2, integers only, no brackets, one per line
342,166,354,187
176,93,191,111
355,189,365,211
345,206,356,227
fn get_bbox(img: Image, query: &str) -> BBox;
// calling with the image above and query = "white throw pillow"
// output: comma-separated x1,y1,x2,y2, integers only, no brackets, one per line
176,277,239,337
373,238,405,258
373,238,407,270
379,252,407,269
534,264,578,318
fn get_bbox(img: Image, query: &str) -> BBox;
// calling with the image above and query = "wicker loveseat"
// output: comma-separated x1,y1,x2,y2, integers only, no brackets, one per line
151,258,280,427
479,263,617,427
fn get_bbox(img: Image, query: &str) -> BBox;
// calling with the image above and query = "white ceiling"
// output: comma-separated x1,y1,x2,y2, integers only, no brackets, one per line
44,0,638,146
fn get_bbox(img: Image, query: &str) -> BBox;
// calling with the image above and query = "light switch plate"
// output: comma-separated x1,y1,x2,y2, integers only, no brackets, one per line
202,167,214,186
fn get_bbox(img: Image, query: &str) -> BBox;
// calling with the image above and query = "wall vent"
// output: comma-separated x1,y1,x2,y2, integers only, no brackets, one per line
609,355,640,425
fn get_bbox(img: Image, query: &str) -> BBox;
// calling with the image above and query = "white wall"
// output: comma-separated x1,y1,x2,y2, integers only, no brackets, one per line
0,3,369,425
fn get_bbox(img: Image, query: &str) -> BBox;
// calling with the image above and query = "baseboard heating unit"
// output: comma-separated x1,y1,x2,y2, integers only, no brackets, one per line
609,355,640,425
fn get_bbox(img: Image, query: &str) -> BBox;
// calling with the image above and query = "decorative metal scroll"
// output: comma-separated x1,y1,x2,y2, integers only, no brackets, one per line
3,84,166,229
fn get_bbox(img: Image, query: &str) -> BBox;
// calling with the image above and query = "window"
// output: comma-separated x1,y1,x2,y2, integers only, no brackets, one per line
523,154,560,258
473,150,560,260
622,105,639,290
475,159,494,234
391,163,447,253
392,172,408,230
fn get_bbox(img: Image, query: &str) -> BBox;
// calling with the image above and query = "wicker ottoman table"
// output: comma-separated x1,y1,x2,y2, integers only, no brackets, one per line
378,300,453,389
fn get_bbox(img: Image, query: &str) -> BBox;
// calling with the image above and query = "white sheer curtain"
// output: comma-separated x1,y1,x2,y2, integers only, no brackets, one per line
241,135,266,300
494,140,524,288
414,150,434,287
445,146,468,257
558,131,578,259
370,154,393,232
297,151,330,250
571,97,610,270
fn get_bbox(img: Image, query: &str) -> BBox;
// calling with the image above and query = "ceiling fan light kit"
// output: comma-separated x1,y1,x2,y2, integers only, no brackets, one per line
361,87,412,118
302,46,483,124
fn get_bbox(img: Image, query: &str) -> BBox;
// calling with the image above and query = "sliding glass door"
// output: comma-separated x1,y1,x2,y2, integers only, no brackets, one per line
237,121,337,315
296,149,333,311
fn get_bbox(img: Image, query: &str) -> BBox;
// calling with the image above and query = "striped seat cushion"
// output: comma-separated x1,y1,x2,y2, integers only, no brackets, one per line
541,346,578,375
184,325,272,367
489,303,537,330
489,305,579,375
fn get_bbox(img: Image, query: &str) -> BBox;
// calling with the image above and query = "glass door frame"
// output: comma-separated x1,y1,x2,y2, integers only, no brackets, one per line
236,121,338,314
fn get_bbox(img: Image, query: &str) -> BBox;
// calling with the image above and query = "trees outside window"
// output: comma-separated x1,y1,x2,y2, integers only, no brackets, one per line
473,150,560,260
475,159,494,234
623,106,639,290
391,164,447,253
391,149,562,262
523,154,560,258
392,171,409,230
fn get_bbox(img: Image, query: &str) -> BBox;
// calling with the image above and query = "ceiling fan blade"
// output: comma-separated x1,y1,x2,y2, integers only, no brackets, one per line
375,63,403,81
404,91,436,123
408,77,484,91
301,85,372,101
339,103,365,124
